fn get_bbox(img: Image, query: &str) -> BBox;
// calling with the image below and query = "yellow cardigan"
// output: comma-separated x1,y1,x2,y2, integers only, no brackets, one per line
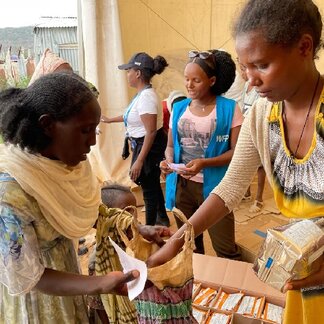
212,97,324,324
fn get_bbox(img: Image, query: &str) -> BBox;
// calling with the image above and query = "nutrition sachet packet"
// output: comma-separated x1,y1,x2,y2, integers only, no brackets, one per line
253,218,324,291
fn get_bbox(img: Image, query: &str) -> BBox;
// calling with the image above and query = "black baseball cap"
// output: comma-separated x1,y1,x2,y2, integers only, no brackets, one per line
118,52,154,70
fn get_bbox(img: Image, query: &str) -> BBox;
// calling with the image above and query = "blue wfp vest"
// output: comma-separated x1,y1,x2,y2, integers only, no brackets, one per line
165,96,236,209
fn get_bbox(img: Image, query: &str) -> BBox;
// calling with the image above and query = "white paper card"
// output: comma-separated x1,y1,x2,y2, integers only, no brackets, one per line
109,237,147,300
168,162,187,172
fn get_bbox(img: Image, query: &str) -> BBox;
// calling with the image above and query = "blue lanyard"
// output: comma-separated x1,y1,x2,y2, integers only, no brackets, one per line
123,85,152,128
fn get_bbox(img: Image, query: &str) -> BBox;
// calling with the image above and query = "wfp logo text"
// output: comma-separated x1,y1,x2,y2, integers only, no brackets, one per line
216,135,229,142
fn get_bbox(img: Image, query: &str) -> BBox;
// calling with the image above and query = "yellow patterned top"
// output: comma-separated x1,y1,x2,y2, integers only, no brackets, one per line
212,86,324,324
269,85,324,218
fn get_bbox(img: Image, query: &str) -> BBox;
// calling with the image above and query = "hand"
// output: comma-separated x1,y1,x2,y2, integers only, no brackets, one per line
138,224,173,247
102,270,140,295
160,160,173,175
146,236,184,268
181,159,204,179
283,257,324,293
129,159,143,182
101,115,111,123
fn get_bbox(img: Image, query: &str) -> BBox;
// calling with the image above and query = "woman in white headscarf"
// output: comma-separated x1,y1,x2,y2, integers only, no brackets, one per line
0,73,139,323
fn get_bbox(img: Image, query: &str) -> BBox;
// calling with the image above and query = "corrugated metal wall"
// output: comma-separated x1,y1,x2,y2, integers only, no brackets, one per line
34,27,79,73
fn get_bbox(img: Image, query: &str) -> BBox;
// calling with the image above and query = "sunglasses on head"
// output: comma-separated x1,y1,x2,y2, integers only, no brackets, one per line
188,50,213,60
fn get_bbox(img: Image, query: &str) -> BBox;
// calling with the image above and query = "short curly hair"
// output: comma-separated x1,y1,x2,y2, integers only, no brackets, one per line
0,72,95,153
101,183,133,207
233,0,323,57
188,49,236,95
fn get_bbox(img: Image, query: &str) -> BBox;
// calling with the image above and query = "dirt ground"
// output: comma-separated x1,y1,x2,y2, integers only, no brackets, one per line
78,175,281,274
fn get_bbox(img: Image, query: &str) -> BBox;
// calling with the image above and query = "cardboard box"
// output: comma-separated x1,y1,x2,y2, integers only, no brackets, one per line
193,254,285,323
232,314,265,324
235,212,289,264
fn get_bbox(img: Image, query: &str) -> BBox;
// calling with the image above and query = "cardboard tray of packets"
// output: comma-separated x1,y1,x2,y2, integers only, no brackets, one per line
192,254,285,324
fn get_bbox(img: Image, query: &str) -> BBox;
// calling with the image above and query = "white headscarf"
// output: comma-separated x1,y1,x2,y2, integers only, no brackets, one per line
0,144,101,239
166,90,186,113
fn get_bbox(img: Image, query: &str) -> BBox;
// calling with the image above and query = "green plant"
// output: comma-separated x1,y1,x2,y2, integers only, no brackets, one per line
0,76,31,90
15,76,31,89
0,77,7,90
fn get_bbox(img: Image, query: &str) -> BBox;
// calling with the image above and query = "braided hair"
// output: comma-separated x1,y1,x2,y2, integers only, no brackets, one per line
0,72,95,153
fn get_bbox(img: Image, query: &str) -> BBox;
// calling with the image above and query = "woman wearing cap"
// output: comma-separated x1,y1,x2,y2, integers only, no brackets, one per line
160,50,243,258
101,52,170,227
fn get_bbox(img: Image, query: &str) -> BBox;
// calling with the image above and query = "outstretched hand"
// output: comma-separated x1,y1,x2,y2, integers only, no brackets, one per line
283,257,324,293
102,270,140,295
101,115,110,123
138,224,173,247
146,236,184,268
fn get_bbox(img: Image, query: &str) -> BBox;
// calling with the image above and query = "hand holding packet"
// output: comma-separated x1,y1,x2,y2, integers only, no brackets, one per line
253,218,324,292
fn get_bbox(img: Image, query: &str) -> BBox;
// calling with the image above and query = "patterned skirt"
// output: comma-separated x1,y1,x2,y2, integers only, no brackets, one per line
135,278,198,323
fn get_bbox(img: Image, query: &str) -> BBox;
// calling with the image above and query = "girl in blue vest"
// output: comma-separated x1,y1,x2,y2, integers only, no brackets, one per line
161,49,243,258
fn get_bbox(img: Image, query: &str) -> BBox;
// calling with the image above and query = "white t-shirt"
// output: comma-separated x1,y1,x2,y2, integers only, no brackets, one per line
125,88,163,138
